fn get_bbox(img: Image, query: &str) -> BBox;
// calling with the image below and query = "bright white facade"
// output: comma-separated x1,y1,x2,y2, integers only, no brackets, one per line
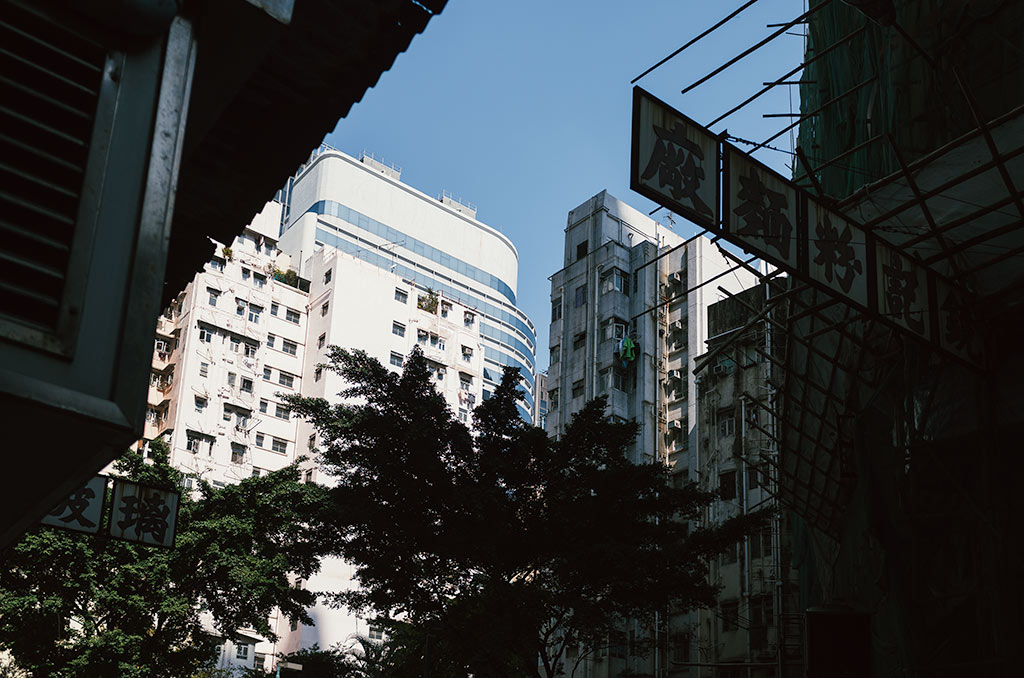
275,147,538,652
545,191,757,677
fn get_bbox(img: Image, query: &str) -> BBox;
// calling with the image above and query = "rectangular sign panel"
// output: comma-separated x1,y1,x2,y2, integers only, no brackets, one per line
631,87,718,231
723,143,801,272
41,475,107,535
109,479,180,548
806,198,870,309
876,242,930,340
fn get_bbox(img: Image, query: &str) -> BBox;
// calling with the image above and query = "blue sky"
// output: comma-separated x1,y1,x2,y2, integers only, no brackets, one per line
323,1,805,371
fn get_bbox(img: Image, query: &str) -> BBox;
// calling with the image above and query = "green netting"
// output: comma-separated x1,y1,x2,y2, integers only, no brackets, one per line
795,0,1024,199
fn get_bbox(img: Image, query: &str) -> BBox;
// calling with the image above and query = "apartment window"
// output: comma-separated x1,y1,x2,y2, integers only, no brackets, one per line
271,437,288,454
308,434,316,451
395,288,408,303
431,334,444,350
440,301,451,317
230,337,241,353
719,470,737,501
236,300,246,316
571,379,585,399
549,388,559,411
392,322,405,337
227,372,236,387
186,432,201,454
194,396,207,412
275,404,291,420
368,626,383,642
208,288,219,306
390,352,404,367
600,367,628,392
464,311,475,327
317,333,326,349
231,444,246,464
282,339,298,356
747,466,760,490
323,269,332,285
278,372,295,388
222,406,232,422
198,327,213,343
315,366,323,381
241,268,250,282
602,318,627,341
601,268,630,296
241,377,254,393
209,257,224,272
254,273,266,288
461,345,473,361
255,432,265,447
263,367,272,381
259,399,268,414
551,298,562,322
271,302,279,316
459,374,472,391
285,308,300,324
458,408,468,423
248,305,262,323
572,332,586,351
576,240,589,261
267,334,275,348
718,409,736,438
252,468,262,477
236,644,249,660
574,284,587,307
244,343,257,358
303,467,314,482
199,362,209,378
550,344,560,364
319,301,329,317
721,601,740,632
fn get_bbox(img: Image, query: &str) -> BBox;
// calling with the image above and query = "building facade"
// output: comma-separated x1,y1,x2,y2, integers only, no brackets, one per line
545,191,757,677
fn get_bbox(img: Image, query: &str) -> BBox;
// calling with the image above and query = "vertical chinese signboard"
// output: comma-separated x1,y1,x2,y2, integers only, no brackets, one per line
109,479,180,548
41,475,107,535
631,87,718,231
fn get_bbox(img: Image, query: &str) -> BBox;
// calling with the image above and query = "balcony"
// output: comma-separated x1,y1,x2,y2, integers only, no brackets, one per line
152,350,173,371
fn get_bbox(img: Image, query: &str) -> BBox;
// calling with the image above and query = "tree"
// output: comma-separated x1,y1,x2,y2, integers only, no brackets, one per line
0,441,335,678
286,347,770,678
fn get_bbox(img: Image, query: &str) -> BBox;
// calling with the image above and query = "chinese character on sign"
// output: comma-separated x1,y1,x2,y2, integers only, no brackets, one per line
812,213,863,294
880,248,926,334
733,167,794,260
109,479,179,547
937,281,984,363
640,122,713,221
41,476,106,534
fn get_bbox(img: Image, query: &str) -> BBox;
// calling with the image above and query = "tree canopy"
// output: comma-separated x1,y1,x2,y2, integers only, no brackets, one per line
0,441,334,678
286,347,770,678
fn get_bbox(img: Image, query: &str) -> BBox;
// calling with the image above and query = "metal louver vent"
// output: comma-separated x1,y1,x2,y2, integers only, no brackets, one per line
0,3,106,330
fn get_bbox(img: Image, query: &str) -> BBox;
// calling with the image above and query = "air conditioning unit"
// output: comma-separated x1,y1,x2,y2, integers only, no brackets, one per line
669,271,685,284
670,320,684,332
667,369,682,381
713,364,726,375
668,420,682,430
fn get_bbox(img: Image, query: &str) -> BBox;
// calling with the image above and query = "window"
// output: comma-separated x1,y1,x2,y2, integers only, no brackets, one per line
285,308,300,324
718,409,736,437
308,434,316,451
458,408,468,423
267,334,275,348
236,300,246,316
254,273,266,288
721,541,738,566
602,318,627,341
282,339,298,356
395,288,408,303
244,343,257,358
417,329,428,344
271,302,279,316
572,332,586,351
186,432,202,454
263,367,272,381
248,305,262,323
600,367,628,392
230,337,241,353
317,333,326,349
719,470,737,500
194,396,207,412
241,268,250,282
271,437,288,454
278,372,294,388
255,432,265,447
721,601,740,632
252,468,262,477
198,327,213,343
572,379,585,399
459,374,472,390
199,362,209,378
551,298,562,322
368,626,383,642
231,443,246,464
208,288,219,306
549,388,559,411
390,352,404,367
227,372,236,387
323,269,332,285
209,257,224,272
223,406,232,422
241,377,253,393
315,366,323,381
275,404,290,420
236,644,249,660
304,469,313,483
461,345,473,361
550,344,560,364
574,284,587,307
440,301,451,317
259,399,268,413
392,322,405,337
747,466,760,490
576,240,589,260
464,311,475,327
320,301,329,317
601,268,630,296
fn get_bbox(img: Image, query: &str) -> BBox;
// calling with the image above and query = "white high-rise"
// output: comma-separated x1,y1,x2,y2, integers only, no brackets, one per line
545,190,757,677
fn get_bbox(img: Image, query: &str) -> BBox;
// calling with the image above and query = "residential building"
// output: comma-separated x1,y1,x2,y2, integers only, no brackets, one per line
140,200,310,674
694,282,799,678
545,190,757,677
275,146,538,651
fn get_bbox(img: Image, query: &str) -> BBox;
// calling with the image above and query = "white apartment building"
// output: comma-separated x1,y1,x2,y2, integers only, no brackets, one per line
272,146,538,652
142,200,310,674
545,191,757,678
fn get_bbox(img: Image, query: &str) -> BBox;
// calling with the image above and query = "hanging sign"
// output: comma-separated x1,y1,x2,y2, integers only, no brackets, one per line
109,479,180,548
41,475,107,535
